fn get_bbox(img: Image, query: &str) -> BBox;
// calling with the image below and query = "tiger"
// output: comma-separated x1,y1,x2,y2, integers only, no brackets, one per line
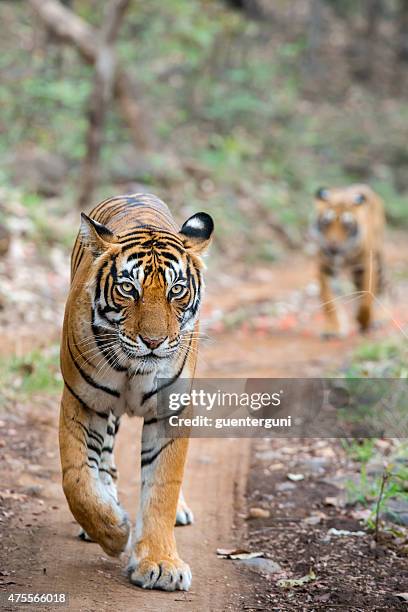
59,193,213,591
312,184,385,338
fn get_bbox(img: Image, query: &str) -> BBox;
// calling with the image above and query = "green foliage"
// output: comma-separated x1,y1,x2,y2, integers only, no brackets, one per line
346,339,408,377
0,49,92,160
346,461,408,526
372,181,408,226
1,0,408,257
0,346,61,397
20,191,77,252
340,339,408,525
343,440,408,534
343,439,376,463
345,463,375,505
354,340,403,362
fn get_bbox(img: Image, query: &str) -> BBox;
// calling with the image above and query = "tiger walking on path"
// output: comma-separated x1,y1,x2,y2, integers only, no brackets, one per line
59,193,213,591
313,184,385,338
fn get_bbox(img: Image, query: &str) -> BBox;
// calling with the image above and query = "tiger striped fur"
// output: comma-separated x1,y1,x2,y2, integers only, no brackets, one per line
59,193,213,591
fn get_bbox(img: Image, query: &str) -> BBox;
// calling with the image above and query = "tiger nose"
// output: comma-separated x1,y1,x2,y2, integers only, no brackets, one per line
140,335,166,349
328,244,340,256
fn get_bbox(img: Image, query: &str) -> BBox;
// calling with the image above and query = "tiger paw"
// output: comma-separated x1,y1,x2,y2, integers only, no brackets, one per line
82,513,130,557
128,556,192,591
356,306,372,332
176,498,194,526
321,329,344,341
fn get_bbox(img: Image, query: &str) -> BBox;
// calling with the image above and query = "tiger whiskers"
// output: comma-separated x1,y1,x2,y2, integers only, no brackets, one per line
75,338,120,361
93,346,125,379
178,342,199,359
77,341,122,365
76,332,119,348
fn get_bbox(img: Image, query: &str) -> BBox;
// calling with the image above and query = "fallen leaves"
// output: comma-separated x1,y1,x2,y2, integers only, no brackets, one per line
287,473,304,482
277,569,317,589
351,508,372,521
247,507,271,519
324,496,345,508
395,593,408,602
216,548,264,560
327,528,366,537
303,511,327,526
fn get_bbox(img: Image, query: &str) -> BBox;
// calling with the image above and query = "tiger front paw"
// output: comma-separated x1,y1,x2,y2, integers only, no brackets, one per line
128,556,192,591
321,327,344,341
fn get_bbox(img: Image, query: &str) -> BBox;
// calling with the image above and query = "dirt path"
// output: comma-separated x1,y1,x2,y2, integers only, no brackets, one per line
1,339,254,611
1,232,407,611
0,422,250,612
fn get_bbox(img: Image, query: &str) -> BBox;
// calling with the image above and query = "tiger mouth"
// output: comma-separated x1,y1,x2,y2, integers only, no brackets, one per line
122,346,162,359
118,332,179,360
121,345,173,361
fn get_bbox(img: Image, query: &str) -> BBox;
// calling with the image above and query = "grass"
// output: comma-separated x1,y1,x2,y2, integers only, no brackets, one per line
340,339,408,530
342,439,376,463
344,338,408,378
344,447,408,531
0,346,62,400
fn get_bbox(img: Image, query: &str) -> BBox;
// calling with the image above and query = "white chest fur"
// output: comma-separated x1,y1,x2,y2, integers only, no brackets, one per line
123,356,188,418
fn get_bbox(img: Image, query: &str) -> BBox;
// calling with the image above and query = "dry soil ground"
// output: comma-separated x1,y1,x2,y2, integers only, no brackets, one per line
0,231,407,611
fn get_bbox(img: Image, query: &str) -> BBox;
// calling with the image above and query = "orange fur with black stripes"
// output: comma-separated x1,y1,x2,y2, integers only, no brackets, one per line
313,184,385,337
59,193,213,591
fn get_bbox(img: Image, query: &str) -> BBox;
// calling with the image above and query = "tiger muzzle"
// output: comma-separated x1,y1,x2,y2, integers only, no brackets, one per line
139,335,166,350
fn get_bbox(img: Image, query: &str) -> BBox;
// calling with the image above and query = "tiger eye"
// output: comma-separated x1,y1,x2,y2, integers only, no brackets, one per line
119,282,134,294
169,284,188,300
171,284,184,294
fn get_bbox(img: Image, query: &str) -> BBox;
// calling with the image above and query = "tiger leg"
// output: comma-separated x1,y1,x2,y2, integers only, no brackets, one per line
355,256,376,332
128,420,191,591
59,387,129,556
376,252,385,294
78,414,121,542
319,265,341,338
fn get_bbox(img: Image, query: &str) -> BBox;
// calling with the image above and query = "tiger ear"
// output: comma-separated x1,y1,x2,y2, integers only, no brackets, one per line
179,212,214,255
315,187,329,202
79,213,117,256
353,193,366,205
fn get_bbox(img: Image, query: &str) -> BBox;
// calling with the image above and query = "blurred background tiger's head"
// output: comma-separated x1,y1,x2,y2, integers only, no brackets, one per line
312,185,373,260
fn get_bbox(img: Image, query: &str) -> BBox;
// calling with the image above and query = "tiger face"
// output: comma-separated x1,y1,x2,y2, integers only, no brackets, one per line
313,186,368,260
79,212,213,366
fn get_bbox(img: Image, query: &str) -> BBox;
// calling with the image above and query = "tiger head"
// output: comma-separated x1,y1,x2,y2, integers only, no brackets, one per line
313,185,370,260
78,212,214,365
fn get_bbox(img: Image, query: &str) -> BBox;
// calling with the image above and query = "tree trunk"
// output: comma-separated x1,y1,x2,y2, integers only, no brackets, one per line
305,0,323,79
363,0,382,81
28,0,148,149
394,0,408,95
77,0,131,210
